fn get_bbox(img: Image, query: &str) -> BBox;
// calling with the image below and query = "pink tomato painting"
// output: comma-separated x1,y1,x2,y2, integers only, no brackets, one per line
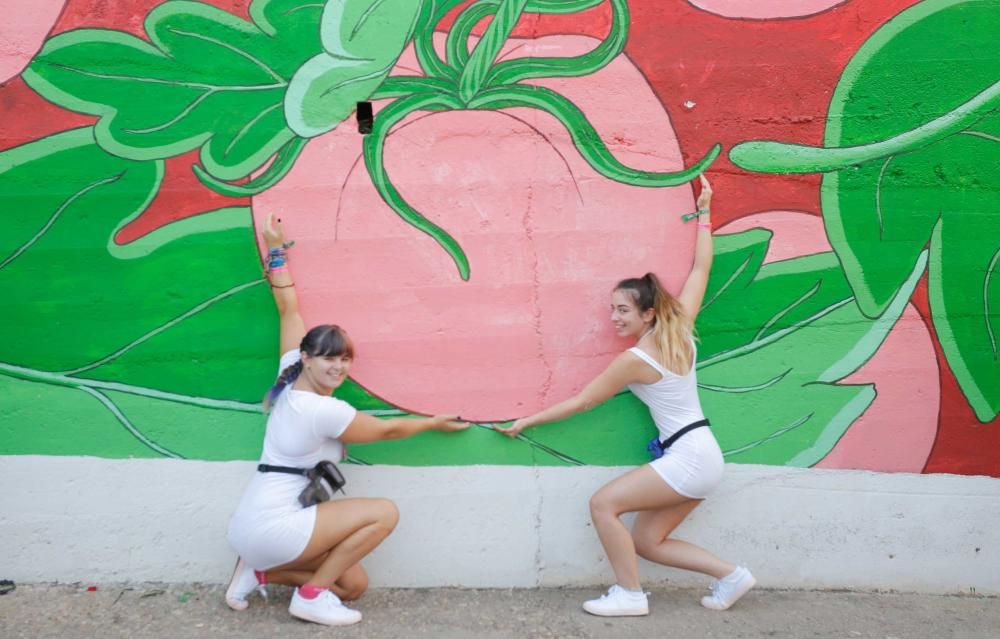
256,35,700,421
0,0,64,83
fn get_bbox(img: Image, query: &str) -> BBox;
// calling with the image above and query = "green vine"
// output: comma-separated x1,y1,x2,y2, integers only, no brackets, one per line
345,0,720,278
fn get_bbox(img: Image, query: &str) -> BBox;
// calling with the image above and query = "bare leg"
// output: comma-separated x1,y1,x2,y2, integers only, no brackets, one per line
589,465,694,589
632,502,735,579
267,557,369,600
269,498,397,590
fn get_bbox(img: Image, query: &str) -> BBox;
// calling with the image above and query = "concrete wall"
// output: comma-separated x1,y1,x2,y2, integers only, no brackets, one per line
4,456,998,593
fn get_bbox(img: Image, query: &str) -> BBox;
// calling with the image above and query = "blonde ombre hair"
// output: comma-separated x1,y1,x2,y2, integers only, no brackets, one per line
615,273,694,374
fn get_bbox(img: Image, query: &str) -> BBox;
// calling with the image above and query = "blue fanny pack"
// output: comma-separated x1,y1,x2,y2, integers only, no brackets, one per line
647,419,711,460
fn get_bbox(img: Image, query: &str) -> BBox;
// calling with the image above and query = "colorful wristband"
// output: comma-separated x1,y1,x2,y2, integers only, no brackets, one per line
681,208,711,222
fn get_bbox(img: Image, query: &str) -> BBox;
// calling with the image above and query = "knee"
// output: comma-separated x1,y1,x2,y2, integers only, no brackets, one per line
589,491,617,522
375,499,399,532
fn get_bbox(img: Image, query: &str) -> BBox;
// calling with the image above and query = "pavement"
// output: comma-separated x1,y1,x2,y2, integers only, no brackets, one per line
1,582,996,639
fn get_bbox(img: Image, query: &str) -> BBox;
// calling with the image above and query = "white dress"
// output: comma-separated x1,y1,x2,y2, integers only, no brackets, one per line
626,342,725,499
226,350,357,570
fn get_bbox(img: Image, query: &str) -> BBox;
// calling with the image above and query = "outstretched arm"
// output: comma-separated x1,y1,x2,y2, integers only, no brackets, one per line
677,175,714,324
496,352,642,437
261,214,306,355
340,412,469,443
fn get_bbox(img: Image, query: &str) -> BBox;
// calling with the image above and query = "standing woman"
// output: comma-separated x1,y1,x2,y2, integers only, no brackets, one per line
224,214,468,626
498,176,753,616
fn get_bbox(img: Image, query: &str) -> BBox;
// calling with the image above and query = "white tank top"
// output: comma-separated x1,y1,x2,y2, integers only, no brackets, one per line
626,339,706,441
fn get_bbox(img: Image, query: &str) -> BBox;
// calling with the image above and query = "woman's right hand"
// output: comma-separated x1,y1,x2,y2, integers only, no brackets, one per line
262,213,286,248
429,415,469,433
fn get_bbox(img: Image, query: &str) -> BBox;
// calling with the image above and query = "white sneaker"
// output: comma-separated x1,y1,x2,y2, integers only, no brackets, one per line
289,588,362,626
701,566,756,610
582,584,649,617
224,558,261,611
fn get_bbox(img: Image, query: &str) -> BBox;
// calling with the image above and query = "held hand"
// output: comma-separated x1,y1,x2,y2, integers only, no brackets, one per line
696,174,713,213
494,418,530,438
429,415,470,433
262,213,286,248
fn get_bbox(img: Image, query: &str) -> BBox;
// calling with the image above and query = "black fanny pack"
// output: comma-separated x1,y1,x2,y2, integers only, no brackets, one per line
646,419,711,460
258,461,346,507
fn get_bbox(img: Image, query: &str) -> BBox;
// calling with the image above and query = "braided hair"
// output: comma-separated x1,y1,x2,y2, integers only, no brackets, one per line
263,324,355,410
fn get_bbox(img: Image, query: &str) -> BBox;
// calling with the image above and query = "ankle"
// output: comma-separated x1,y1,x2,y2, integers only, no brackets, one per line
298,583,327,600
721,566,746,582
617,584,646,596
254,570,268,585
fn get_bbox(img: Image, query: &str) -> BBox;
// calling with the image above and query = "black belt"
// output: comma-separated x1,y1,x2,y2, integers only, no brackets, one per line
258,464,310,476
659,418,711,449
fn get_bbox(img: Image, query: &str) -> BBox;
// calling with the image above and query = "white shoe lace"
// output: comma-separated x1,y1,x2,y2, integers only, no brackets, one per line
707,580,722,600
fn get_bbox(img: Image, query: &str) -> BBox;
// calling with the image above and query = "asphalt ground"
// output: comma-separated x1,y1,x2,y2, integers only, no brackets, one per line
1,582,996,639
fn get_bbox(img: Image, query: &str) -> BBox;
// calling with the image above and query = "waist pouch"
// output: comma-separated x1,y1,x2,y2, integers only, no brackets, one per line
646,419,711,460
258,460,346,507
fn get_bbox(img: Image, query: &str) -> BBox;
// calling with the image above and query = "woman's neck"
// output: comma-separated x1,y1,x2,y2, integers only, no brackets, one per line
293,373,332,397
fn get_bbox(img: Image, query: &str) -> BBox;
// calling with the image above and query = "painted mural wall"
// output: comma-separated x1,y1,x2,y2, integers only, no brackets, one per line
2,0,997,476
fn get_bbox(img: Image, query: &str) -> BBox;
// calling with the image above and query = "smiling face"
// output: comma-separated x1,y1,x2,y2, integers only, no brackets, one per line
611,288,655,339
302,352,352,392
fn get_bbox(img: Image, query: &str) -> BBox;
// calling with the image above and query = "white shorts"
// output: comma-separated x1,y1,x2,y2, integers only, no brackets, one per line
648,427,725,499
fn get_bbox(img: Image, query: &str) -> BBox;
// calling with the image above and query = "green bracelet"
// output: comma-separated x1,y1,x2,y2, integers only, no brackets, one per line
681,209,710,222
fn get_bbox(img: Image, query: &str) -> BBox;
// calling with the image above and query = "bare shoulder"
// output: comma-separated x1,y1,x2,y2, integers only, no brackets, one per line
614,348,647,369
620,345,665,383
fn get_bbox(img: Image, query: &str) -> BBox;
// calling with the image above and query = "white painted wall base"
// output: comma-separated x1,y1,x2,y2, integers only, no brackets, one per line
2,456,997,593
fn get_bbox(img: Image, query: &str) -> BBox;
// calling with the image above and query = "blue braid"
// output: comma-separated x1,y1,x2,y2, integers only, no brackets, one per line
263,360,304,410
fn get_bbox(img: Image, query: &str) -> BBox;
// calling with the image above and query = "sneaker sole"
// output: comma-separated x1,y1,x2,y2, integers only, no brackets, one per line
702,575,757,611
582,603,649,617
224,559,250,612
289,603,362,626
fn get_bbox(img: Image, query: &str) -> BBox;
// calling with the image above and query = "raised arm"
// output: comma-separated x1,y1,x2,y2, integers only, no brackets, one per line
261,214,306,355
496,351,643,438
677,175,714,323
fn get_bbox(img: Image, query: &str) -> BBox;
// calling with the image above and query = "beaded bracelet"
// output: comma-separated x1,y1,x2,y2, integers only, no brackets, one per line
697,222,712,230
266,246,288,272
263,241,295,274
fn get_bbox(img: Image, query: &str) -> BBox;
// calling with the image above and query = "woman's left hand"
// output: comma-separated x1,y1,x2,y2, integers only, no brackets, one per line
262,213,286,248
696,174,713,213
495,418,530,438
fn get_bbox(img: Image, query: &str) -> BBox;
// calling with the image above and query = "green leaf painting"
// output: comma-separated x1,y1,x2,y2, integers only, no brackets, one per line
1,128,275,459
23,0,326,181
729,0,1000,421
285,0,425,138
